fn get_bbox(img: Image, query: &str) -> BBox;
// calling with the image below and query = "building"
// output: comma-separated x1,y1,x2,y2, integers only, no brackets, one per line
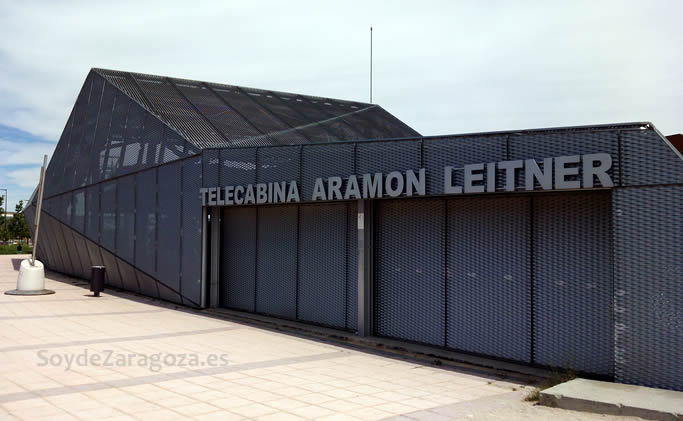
25,69,683,392
666,133,683,153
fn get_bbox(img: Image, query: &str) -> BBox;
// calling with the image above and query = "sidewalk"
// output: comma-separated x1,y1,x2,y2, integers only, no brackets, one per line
0,255,643,420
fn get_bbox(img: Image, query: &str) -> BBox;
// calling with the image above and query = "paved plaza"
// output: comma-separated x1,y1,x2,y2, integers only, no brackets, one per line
0,255,646,420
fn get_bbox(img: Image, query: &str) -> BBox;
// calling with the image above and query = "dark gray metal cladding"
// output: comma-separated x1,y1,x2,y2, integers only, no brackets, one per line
533,192,614,375
446,195,532,362
374,198,446,346
613,186,683,390
220,206,257,312
25,64,683,393
219,201,358,330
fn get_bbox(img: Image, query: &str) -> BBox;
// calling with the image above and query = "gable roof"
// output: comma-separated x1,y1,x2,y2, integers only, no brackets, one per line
94,68,419,149
40,68,419,198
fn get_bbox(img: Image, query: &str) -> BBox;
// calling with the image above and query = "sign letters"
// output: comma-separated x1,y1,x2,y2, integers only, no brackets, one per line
201,153,612,206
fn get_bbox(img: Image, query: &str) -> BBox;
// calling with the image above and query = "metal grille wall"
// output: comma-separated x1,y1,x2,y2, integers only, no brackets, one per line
447,196,531,362
613,186,683,390
373,192,613,373
374,199,446,346
533,192,613,376
35,153,203,308
220,201,357,330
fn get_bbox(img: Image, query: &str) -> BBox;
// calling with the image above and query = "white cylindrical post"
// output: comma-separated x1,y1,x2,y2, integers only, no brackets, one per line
6,154,54,296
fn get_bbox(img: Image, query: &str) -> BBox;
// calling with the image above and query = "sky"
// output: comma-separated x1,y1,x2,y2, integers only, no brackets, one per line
1,0,682,210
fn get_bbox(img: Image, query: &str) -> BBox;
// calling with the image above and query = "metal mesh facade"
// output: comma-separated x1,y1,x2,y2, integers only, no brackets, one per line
220,201,358,330
26,66,683,392
447,196,531,362
613,186,683,390
533,192,614,375
206,123,682,391
30,67,418,309
95,68,419,150
375,199,446,346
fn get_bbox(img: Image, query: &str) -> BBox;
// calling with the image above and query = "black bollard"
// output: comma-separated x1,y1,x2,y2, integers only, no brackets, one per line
90,266,105,297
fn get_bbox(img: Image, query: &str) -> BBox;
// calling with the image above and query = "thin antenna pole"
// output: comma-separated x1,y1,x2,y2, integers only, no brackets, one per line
370,26,373,103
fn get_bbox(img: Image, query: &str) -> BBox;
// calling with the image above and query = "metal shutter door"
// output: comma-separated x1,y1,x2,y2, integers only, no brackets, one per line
533,192,613,375
255,205,298,318
298,203,348,328
446,196,532,362
221,207,257,312
374,198,446,346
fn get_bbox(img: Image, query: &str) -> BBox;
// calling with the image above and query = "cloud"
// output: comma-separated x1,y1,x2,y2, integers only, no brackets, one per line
6,167,42,189
0,0,682,143
0,138,54,166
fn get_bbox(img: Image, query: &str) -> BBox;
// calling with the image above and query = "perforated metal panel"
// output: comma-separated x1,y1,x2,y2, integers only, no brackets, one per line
210,85,292,145
221,207,257,311
220,201,357,329
219,148,257,186
72,190,85,233
119,102,145,175
181,157,203,304
135,169,156,276
356,141,420,176
115,175,135,263
257,146,300,184
56,223,77,276
84,237,103,268
446,196,531,361
255,205,298,318
621,130,683,186
74,74,104,189
162,129,189,163
174,80,261,142
90,80,117,183
509,130,619,190
44,215,67,274
100,248,122,288
39,213,61,272
85,184,100,242
346,201,358,331
374,199,446,346
60,76,89,194
533,192,613,375
102,90,130,180
66,226,90,279
43,214,64,273
134,74,225,148
203,149,219,187
138,112,164,167
135,269,159,299
301,144,355,200
613,186,683,390
116,255,140,293
424,136,507,195
157,281,183,304
298,203,348,328
157,162,181,291
100,181,116,250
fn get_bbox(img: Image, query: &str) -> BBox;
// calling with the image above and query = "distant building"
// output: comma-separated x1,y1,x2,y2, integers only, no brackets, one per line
666,133,683,153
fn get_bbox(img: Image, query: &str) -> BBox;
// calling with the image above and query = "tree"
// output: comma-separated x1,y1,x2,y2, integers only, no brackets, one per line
8,201,30,241
0,196,6,241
